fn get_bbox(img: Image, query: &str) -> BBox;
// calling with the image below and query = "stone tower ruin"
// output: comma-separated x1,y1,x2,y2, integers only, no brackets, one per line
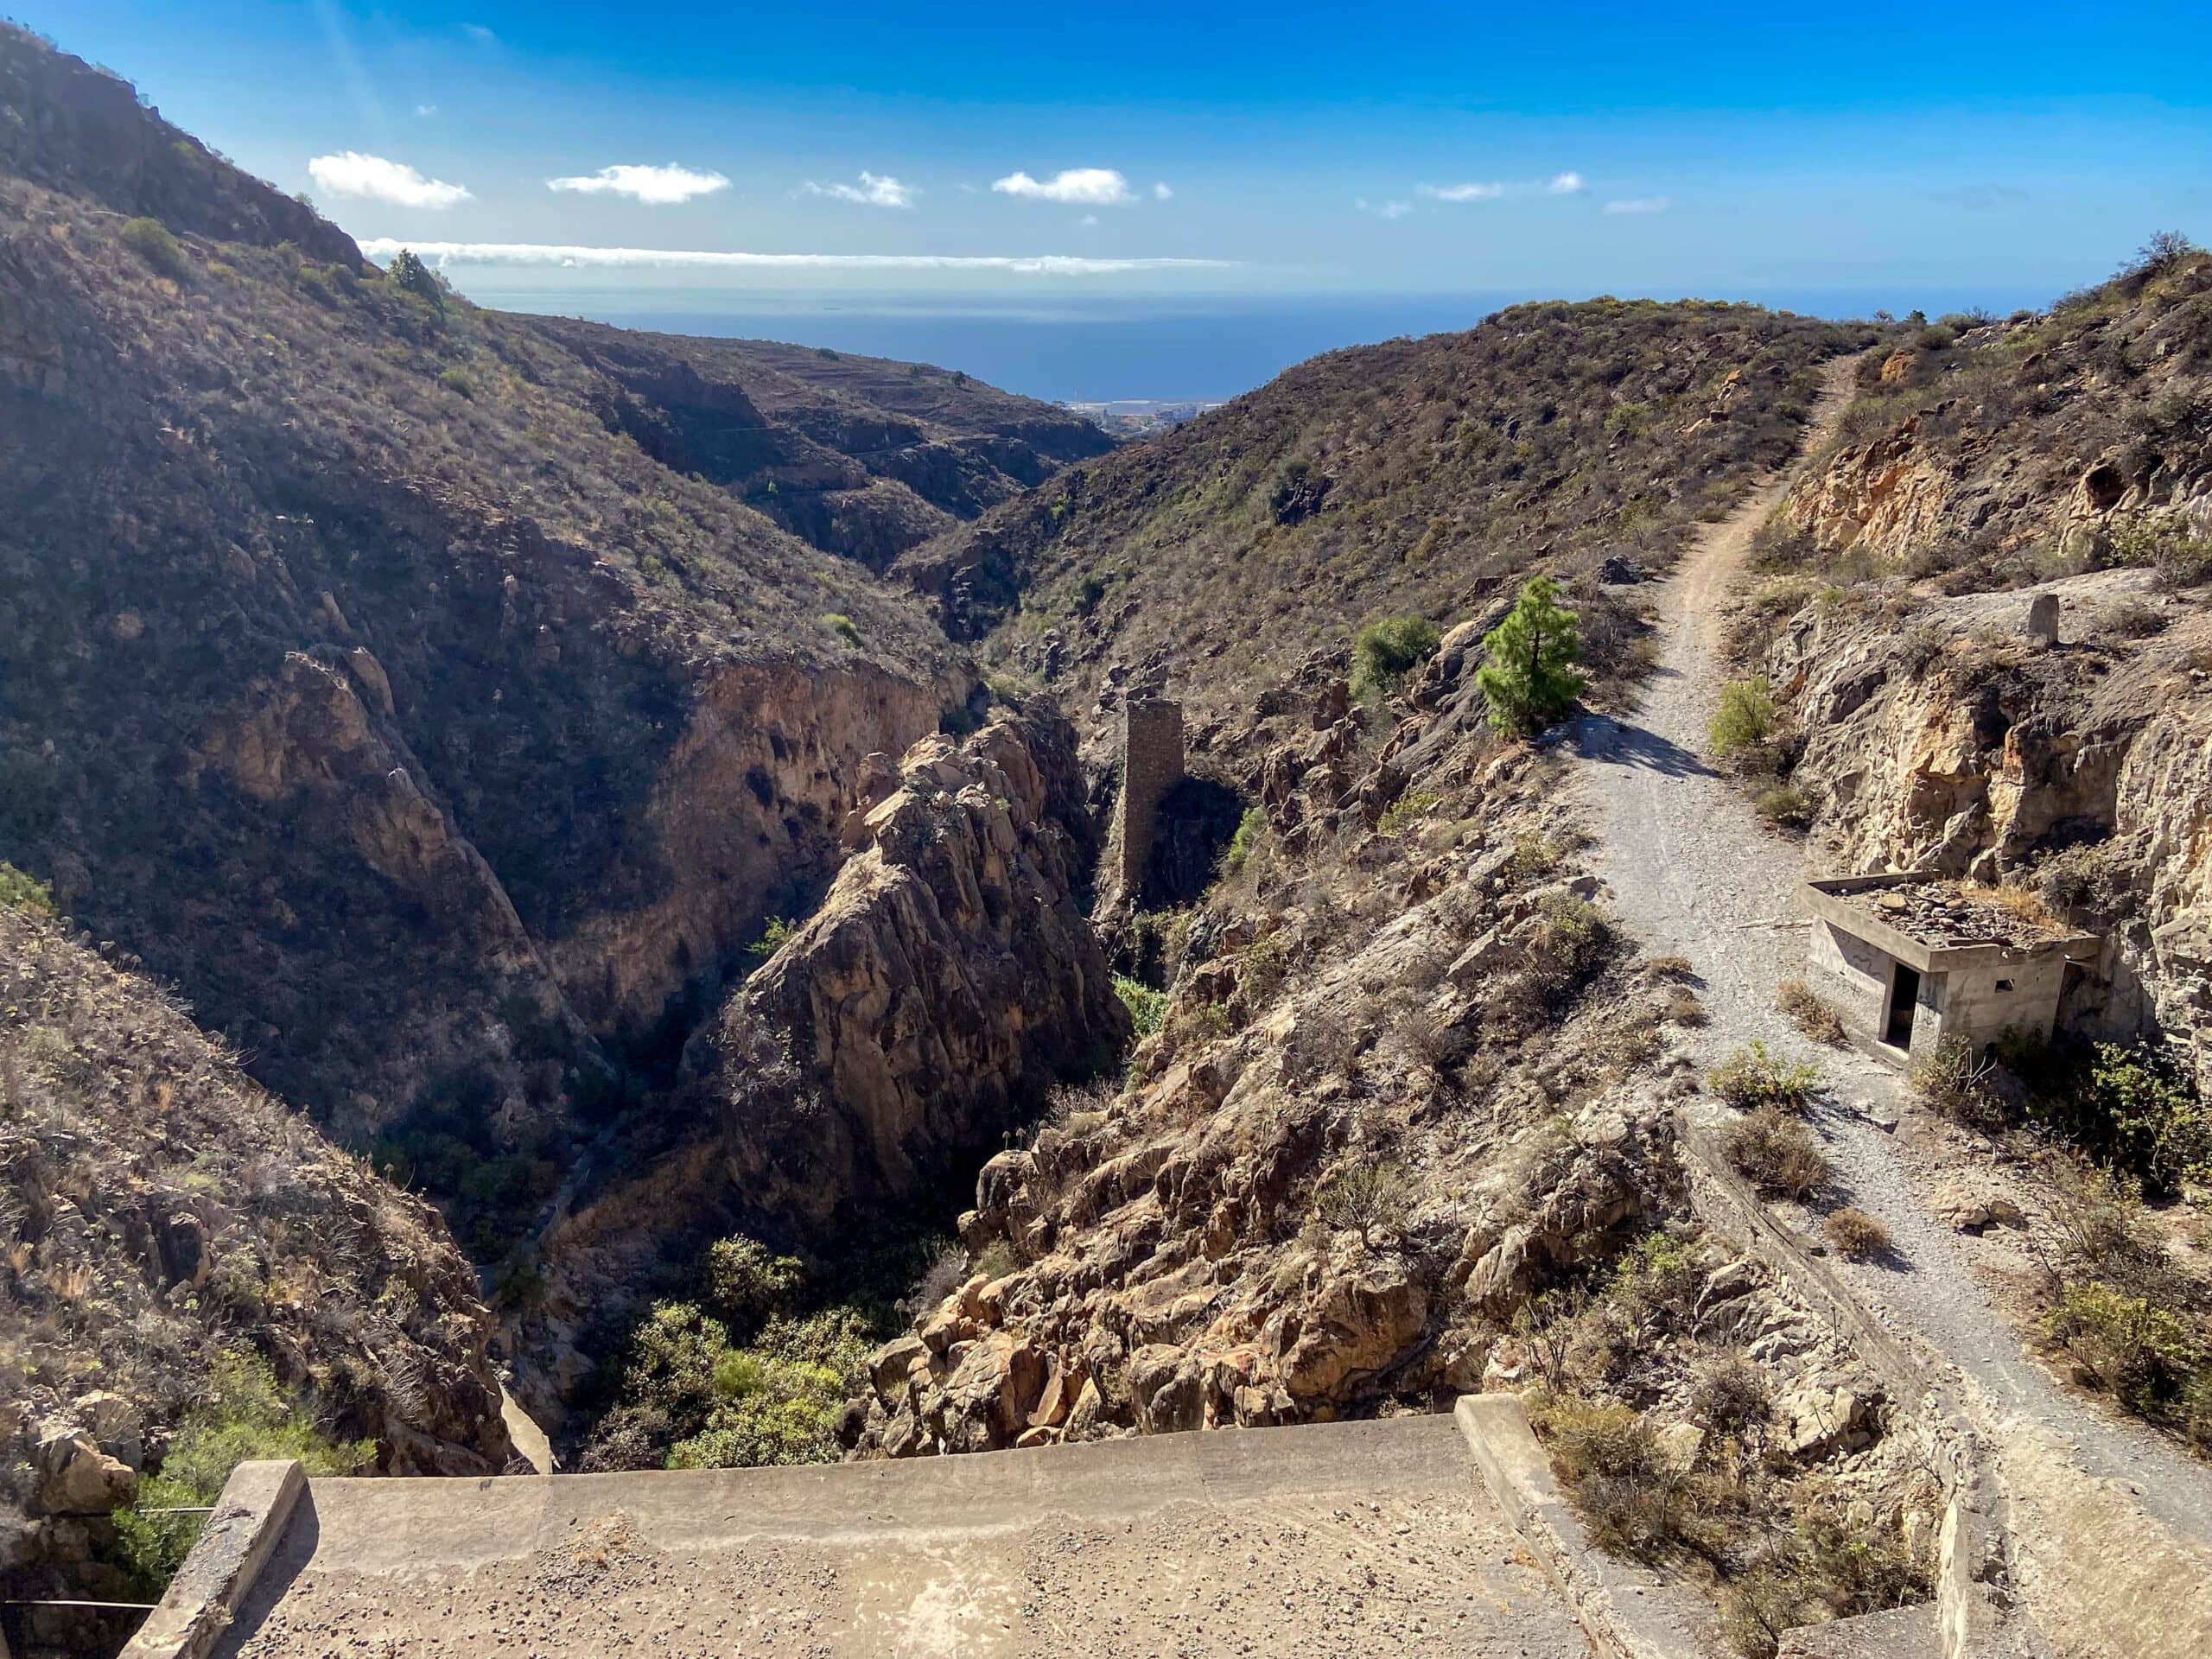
1115,696,1185,898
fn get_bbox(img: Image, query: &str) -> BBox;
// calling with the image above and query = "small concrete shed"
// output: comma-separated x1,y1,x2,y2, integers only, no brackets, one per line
1801,873,2099,1065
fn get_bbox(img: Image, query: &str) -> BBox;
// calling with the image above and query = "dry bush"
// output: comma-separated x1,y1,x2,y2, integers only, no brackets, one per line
1726,1108,1831,1199
1690,1351,1772,1433
1824,1206,1892,1260
1664,987,1710,1027
1776,979,1844,1045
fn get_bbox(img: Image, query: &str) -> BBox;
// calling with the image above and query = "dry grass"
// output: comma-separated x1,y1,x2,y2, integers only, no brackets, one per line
1776,979,1845,1045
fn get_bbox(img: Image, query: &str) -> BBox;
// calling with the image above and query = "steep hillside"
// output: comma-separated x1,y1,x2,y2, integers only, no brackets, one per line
512,317,1111,570
0,24,995,1254
898,302,1868,747
0,891,509,1649
1738,244,2212,1083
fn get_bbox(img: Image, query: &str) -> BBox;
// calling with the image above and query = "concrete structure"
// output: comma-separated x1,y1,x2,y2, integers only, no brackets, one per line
1802,873,2098,1066
1113,695,1185,896
183,1414,1592,1659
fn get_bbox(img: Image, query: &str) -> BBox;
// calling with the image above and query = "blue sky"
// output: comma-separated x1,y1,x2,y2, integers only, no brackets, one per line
22,1,2212,310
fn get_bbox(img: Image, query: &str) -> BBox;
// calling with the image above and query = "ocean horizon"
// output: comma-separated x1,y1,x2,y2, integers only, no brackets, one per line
459,286,2052,406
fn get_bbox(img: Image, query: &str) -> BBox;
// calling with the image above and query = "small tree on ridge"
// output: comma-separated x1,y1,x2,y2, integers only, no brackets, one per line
1478,575,1585,735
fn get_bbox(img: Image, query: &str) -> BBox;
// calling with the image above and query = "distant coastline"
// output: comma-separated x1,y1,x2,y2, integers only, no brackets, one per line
462,287,2050,405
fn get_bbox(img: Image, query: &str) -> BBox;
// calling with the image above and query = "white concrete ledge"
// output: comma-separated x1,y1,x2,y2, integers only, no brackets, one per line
1455,1393,1709,1659
118,1460,305,1659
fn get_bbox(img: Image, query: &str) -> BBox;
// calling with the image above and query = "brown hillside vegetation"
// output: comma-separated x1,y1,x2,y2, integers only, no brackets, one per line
0,894,509,1638
899,302,1870,744
505,317,1110,571
0,22,1065,1254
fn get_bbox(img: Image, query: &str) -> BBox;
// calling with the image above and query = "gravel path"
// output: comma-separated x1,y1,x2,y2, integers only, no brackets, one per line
1564,353,2212,1548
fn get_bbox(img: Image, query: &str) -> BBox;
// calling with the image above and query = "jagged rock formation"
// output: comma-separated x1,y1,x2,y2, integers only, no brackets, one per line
520,709,1124,1418
524,318,1111,571
1746,251,2212,1081
0,901,509,1630
853,635,1657,1452
896,302,1868,751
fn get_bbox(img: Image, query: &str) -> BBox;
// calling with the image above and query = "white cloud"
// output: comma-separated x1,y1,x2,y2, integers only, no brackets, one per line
1604,196,1672,215
1356,197,1413,219
1548,171,1586,194
308,151,471,209
1079,213,1100,226
461,22,495,41
802,171,914,208
414,103,437,118
992,168,1135,206
360,238,1235,275
1418,181,1503,202
1153,181,1173,200
549,163,731,205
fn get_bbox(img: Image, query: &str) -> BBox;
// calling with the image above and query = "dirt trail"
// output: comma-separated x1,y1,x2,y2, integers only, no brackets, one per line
1564,354,2212,1624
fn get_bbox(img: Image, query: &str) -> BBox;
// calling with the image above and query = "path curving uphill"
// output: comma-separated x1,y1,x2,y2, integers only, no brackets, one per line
1566,353,2212,1656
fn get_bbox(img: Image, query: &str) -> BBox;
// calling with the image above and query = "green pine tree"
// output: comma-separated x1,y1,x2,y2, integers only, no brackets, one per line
1476,575,1585,735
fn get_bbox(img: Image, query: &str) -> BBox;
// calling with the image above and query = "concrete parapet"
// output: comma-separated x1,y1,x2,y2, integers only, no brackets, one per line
1671,1109,2048,1659
118,1459,305,1659
1455,1393,1710,1659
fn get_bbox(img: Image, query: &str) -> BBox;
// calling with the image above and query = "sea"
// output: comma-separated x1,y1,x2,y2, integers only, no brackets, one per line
460,287,2050,408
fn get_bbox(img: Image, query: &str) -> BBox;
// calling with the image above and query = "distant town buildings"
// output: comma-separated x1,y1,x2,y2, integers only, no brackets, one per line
1059,398,1229,437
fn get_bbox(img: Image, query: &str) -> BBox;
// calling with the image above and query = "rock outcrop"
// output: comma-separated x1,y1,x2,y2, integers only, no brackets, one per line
519,708,1126,1419
1750,258,2212,1082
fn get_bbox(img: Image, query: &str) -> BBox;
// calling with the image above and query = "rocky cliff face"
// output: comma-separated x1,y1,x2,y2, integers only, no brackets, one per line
853,639,1672,1453
0,900,510,1630
519,708,1125,1417
1745,251,2212,1083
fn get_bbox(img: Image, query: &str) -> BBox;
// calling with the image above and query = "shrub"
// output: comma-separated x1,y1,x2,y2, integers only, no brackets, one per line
1690,1352,1770,1433
384,247,447,310
1315,1159,1414,1249
2070,1043,2210,1200
2043,1281,2201,1413
747,916,798,959
1725,1107,1830,1199
1114,974,1167,1039
821,612,862,646
1710,1040,1821,1112
1824,1206,1891,1261
1663,987,1709,1027
2119,229,2202,284
1376,787,1441,835
1476,577,1585,734
120,216,188,279
703,1236,804,1330
112,1352,372,1592
436,365,474,399
1755,782,1814,830
1350,614,1443,700
1221,805,1268,875
1709,677,1777,761
1540,1401,1686,1560
1776,980,1843,1045
1910,1033,2005,1132
0,861,56,916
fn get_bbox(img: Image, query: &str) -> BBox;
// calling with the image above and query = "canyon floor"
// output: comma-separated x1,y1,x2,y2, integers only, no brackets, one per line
1570,353,2212,1653
208,1417,1592,1659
